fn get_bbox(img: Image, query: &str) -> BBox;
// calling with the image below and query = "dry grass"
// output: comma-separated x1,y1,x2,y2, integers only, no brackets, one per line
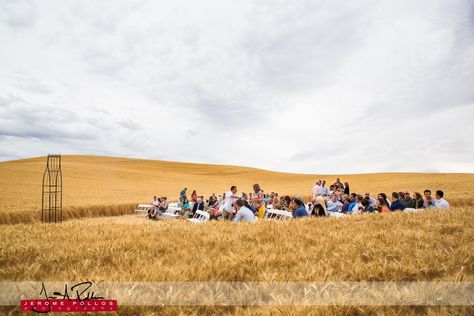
0,203,136,225
0,207,473,314
2,209,472,283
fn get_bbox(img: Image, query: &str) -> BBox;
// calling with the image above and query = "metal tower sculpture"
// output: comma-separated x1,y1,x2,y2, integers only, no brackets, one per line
42,154,62,223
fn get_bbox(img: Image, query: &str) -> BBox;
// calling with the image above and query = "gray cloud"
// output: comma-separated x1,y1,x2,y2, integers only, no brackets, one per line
0,0,473,173
0,0,37,30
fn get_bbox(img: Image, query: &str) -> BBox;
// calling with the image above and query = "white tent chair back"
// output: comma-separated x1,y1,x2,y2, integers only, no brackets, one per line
134,204,151,216
188,210,210,224
159,206,181,220
168,202,178,208
264,209,293,221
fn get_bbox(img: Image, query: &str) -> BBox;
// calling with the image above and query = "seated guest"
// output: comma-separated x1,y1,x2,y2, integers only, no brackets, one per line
390,192,405,211
208,195,218,208
327,194,343,213
412,192,424,209
149,196,159,218
402,191,415,208
234,199,256,222
341,194,351,213
241,192,256,212
365,193,377,208
434,190,450,208
272,193,279,207
348,193,357,213
191,197,205,216
351,195,364,214
178,197,191,217
423,189,436,208
362,197,375,212
376,197,390,213
209,199,222,220
313,196,328,217
156,197,168,215
208,194,220,219
272,195,282,210
378,193,391,207
347,193,357,213
292,197,309,218
280,195,291,211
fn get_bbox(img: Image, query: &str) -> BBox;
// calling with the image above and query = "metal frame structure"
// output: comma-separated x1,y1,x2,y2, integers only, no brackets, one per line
42,154,62,223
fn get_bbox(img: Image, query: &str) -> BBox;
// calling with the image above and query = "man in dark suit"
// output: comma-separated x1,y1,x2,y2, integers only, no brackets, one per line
191,197,205,216
390,192,406,211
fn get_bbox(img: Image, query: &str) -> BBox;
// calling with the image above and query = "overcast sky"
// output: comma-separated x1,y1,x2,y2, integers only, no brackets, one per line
1,0,473,174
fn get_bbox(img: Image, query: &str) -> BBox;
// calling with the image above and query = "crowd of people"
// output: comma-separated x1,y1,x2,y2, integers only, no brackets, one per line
147,179,451,222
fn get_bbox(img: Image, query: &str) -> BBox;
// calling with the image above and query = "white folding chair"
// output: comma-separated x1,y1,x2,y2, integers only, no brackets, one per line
188,210,210,224
264,209,293,221
134,204,151,216
159,206,181,220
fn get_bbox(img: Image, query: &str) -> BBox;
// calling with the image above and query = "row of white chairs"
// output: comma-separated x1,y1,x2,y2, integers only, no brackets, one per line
135,203,298,223
134,203,210,223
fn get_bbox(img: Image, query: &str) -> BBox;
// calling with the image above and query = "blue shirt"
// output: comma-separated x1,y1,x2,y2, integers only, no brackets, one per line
348,201,356,213
293,205,308,218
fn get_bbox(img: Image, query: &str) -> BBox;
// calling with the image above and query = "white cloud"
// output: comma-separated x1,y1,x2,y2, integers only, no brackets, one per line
0,0,473,173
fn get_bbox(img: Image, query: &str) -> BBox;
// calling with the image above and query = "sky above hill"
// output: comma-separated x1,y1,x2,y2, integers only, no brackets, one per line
1,0,473,173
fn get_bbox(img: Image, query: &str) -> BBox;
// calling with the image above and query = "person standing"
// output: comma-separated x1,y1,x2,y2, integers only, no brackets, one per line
333,178,344,190
343,182,350,195
191,190,197,202
312,180,321,198
252,184,266,219
320,180,329,196
223,186,239,221
180,188,187,200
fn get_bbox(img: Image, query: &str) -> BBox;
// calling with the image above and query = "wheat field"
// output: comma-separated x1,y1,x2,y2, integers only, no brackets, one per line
0,155,473,315
1,155,473,223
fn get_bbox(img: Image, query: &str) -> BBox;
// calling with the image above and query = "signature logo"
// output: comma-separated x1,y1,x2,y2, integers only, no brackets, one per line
21,282,117,313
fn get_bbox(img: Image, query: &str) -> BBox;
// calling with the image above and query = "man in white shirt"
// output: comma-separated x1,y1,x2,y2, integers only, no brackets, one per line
234,199,256,223
312,180,321,198
320,180,330,196
223,185,239,220
434,190,450,209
